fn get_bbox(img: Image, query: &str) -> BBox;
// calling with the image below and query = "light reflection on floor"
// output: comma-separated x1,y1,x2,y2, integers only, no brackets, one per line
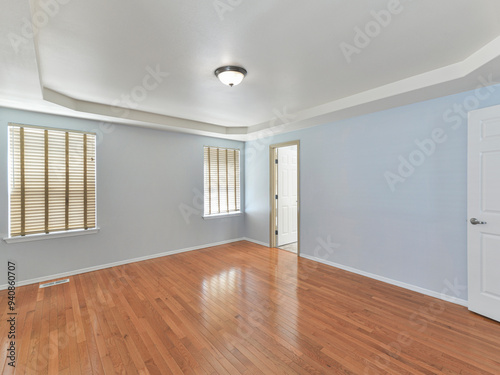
201,268,240,298
200,249,300,348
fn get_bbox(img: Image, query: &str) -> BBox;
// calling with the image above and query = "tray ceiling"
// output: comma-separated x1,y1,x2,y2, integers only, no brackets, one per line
2,0,500,139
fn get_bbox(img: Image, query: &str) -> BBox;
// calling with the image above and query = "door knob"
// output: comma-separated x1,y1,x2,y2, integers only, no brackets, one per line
470,218,487,225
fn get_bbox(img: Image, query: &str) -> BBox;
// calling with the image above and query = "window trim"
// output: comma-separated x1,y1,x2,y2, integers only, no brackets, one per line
3,227,100,243
202,212,242,220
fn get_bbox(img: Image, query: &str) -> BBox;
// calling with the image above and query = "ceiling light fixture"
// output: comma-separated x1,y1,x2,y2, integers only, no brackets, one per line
214,66,247,87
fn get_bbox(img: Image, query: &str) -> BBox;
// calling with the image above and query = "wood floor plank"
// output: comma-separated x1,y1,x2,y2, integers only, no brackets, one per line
1,241,500,374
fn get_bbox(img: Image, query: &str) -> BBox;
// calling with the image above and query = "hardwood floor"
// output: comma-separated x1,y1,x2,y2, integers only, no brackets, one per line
1,241,500,374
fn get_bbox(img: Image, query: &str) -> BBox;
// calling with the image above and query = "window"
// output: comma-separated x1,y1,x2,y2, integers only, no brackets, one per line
204,146,240,216
8,124,96,237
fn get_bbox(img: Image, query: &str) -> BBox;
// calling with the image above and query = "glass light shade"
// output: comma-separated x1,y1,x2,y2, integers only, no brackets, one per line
215,66,247,87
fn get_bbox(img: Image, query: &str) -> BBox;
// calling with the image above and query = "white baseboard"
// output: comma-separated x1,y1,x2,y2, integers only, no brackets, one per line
0,238,246,290
300,253,468,307
2,239,468,309
242,237,270,247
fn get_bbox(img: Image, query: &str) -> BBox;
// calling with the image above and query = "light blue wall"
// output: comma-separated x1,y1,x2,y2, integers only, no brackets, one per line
245,84,500,300
3,83,500,298
0,108,245,284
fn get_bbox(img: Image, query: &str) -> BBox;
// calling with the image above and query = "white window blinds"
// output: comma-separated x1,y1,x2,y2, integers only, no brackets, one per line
8,124,96,237
204,147,240,216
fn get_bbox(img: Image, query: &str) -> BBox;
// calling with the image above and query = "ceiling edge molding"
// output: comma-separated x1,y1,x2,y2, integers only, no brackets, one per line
31,32,500,141
41,87,248,136
245,35,500,140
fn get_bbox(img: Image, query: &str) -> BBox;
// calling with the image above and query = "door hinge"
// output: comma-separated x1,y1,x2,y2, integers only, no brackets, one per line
275,194,278,199
275,230,278,235
275,159,278,164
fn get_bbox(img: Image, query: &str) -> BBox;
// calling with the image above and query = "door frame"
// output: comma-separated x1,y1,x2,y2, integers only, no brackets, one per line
269,140,300,254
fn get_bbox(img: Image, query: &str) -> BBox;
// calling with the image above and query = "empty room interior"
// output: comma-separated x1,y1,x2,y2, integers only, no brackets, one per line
2,1,500,374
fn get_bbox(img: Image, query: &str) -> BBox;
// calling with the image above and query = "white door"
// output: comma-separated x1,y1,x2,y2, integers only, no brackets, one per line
468,104,500,323
277,146,298,246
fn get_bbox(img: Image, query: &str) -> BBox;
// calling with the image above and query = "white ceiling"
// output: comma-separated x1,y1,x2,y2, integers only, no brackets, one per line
2,0,500,140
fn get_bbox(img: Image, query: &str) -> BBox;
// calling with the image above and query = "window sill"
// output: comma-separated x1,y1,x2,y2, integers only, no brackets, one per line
3,228,100,243
203,212,242,220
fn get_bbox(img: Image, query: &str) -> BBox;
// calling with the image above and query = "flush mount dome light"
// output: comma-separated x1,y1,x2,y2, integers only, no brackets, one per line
214,66,247,87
